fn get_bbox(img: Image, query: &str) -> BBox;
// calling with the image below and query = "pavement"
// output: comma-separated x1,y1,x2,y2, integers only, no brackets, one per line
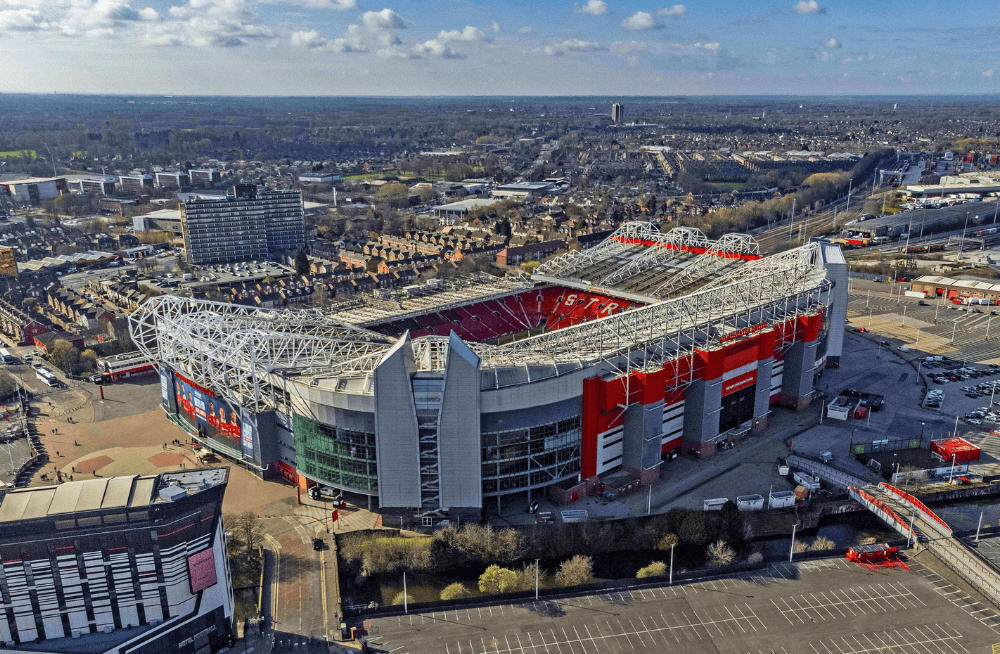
361,555,1000,654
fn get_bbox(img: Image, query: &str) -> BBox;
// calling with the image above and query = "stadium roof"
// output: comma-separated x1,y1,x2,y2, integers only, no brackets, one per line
131,222,831,413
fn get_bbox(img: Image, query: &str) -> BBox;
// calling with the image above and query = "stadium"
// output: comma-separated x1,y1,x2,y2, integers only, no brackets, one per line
130,222,847,520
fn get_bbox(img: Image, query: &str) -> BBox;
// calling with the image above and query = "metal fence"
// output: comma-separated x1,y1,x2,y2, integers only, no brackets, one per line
850,436,927,456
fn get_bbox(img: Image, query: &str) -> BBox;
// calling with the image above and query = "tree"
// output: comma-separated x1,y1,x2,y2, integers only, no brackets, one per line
707,540,735,568
678,512,707,545
24,215,35,230
513,561,543,592
79,349,98,372
375,182,409,208
440,582,471,601
636,561,666,578
293,249,310,275
478,565,517,595
0,370,19,399
655,532,679,551
48,339,80,374
390,591,414,606
554,555,594,588
231,511,264,561
21,298,38,311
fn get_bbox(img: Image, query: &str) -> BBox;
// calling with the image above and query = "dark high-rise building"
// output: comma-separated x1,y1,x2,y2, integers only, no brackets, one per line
0,468,234,653
611,102,624,123
181,185,305,264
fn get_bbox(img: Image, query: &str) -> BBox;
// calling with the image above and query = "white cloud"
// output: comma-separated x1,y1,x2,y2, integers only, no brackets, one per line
793,0,825,14
621,11,661,30
610,40,646,55
544,38,605,55
0,8,44,31
519,25,532,33
362,8,405,30
824,37,840,48
490,21,500,32
659,4,686,17
694,41,719,51
575,0,608,16
290,28,326,48
153,0,275,48
984,69,994,78
263,0,357,8
437,26,485,41
414,38,464,58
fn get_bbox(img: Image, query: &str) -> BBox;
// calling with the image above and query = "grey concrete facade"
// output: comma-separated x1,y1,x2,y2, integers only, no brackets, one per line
682,378,723,454
438,334,483,510
374,335,422,508
820,241,848,366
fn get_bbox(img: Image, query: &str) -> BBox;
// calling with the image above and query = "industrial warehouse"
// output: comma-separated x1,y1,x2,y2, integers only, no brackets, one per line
129,222,847,523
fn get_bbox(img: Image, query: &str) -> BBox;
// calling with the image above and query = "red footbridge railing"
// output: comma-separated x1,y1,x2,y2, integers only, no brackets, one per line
849,486,919,543
879,483,952,537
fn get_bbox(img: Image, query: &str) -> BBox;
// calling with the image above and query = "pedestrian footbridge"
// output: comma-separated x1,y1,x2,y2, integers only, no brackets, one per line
850,482,1000,609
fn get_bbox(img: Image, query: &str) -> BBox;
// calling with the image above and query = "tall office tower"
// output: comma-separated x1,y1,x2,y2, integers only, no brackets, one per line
0,468,233,653
612,103,624,123
181,184,305,264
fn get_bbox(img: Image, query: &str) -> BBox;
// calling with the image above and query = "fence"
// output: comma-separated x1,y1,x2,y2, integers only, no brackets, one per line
850,436,927,456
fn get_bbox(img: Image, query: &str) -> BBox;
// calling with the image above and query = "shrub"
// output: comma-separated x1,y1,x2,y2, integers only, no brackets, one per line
513,561,543,592
390,591,413,606
554,555,594,588
678,513,707,545
809,536,836,551
478,565,517,595
636,561,666,578
655,532,679,551
362,536,433,576
747,552,764,565
707,540,736,568
792,541,809,554
440,583,471,601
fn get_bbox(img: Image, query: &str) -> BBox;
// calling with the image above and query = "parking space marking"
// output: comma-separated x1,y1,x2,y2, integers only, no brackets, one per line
806,623,967,654
773,583,923,624
440,602,764,654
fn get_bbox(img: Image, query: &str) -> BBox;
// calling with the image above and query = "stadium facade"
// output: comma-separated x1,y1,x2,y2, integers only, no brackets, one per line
131,223,847,519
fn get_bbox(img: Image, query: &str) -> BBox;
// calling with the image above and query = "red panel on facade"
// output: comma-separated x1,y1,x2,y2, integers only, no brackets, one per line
757,328,776,361
581,376,602,478
661,433,683,454
722,336,759,372
930,438,981,463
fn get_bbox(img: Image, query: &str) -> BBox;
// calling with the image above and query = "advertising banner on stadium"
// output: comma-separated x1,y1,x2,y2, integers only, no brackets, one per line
173,373,243,455
160,367,177,413
240,408,255,460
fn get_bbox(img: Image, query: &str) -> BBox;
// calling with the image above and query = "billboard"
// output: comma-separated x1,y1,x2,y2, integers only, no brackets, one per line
0,248,17,278
187,547,218,594
240,408,255,459
160,367,177,413
173,372,243,454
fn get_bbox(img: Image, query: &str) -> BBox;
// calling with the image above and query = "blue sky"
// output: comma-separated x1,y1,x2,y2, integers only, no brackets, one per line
0,0,996,95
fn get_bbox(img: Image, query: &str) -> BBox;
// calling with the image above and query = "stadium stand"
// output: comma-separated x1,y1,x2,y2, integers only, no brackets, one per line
369,286,643,342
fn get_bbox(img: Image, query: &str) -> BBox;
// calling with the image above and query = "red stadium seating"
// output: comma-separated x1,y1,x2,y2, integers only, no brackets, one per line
369,286,642,343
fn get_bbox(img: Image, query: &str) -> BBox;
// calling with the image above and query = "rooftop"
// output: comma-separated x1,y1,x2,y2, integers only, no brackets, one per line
0,468,228,524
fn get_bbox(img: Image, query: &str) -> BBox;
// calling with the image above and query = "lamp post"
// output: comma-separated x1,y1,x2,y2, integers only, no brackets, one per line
948,453,957,484
789,524,797,562
669,543,675,586
976,511,984,542
952,320,958,343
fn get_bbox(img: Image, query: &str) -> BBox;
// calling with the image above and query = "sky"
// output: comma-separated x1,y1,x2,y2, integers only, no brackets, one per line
0,0,997,96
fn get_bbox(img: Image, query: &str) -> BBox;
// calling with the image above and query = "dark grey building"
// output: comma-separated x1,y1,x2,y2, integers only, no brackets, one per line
0,468,233,653
181,185,305,264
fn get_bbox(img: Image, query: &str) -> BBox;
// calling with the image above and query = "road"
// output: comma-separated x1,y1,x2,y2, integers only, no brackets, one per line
262,512,343,654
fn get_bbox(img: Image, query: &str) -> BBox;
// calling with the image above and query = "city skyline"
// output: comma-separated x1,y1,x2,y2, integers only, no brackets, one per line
0,0,996,96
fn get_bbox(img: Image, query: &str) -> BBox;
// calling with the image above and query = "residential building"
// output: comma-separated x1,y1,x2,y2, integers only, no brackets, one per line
612,103,624,123
77,176,117,196
154,171,190,188
181,184,305,264
0,177,66,204
0,468,233,653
